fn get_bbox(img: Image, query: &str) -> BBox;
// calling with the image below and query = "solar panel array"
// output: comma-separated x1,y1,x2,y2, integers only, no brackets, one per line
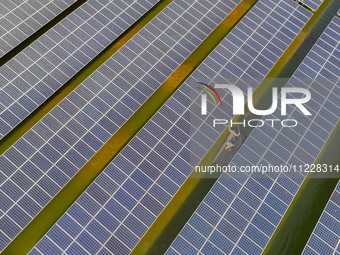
303,181,340,255
299,0,323,11
0,0,241,252
0,0,77,57
0,0,160,140
27,0,313,254
167,16,340,255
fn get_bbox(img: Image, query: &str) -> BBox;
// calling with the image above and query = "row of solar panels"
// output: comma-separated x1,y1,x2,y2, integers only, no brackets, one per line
0,0,325,141
0,0,161,140
298,0,323,11
0,0,242,251
0,0,77,58
303,181,340,255
0,0,323,59
167,15,339,255
0,0,337,254
17,0,323,253
30,5,339,255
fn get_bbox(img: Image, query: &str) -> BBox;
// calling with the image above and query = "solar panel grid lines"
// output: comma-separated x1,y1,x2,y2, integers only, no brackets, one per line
189,138,296,254
179,54,338,255
299,0,323,12
0,0,231,137
167,116,303,253
26,0,313,254
207,0,312,86
204,111,334,255
0,0,78,57
0,0,160,140
0,0,238,188
27,89,219,254
168,17,340,255
258,27,340,142
0,0,241,252
0,0,153,108
0,0,312,143
0,0,237,185
93,95,219,253
302,181,340,255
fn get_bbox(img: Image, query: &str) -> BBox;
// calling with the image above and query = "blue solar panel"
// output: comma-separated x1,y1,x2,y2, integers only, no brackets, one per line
0,0,240,252
168,16,339,255
300,0,323,11
0,0,160,140
27,0,312,254
303,181,340,255
0,0,77,57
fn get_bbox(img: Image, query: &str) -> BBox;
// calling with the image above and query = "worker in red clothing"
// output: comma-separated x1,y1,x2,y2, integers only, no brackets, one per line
229,125,240,141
